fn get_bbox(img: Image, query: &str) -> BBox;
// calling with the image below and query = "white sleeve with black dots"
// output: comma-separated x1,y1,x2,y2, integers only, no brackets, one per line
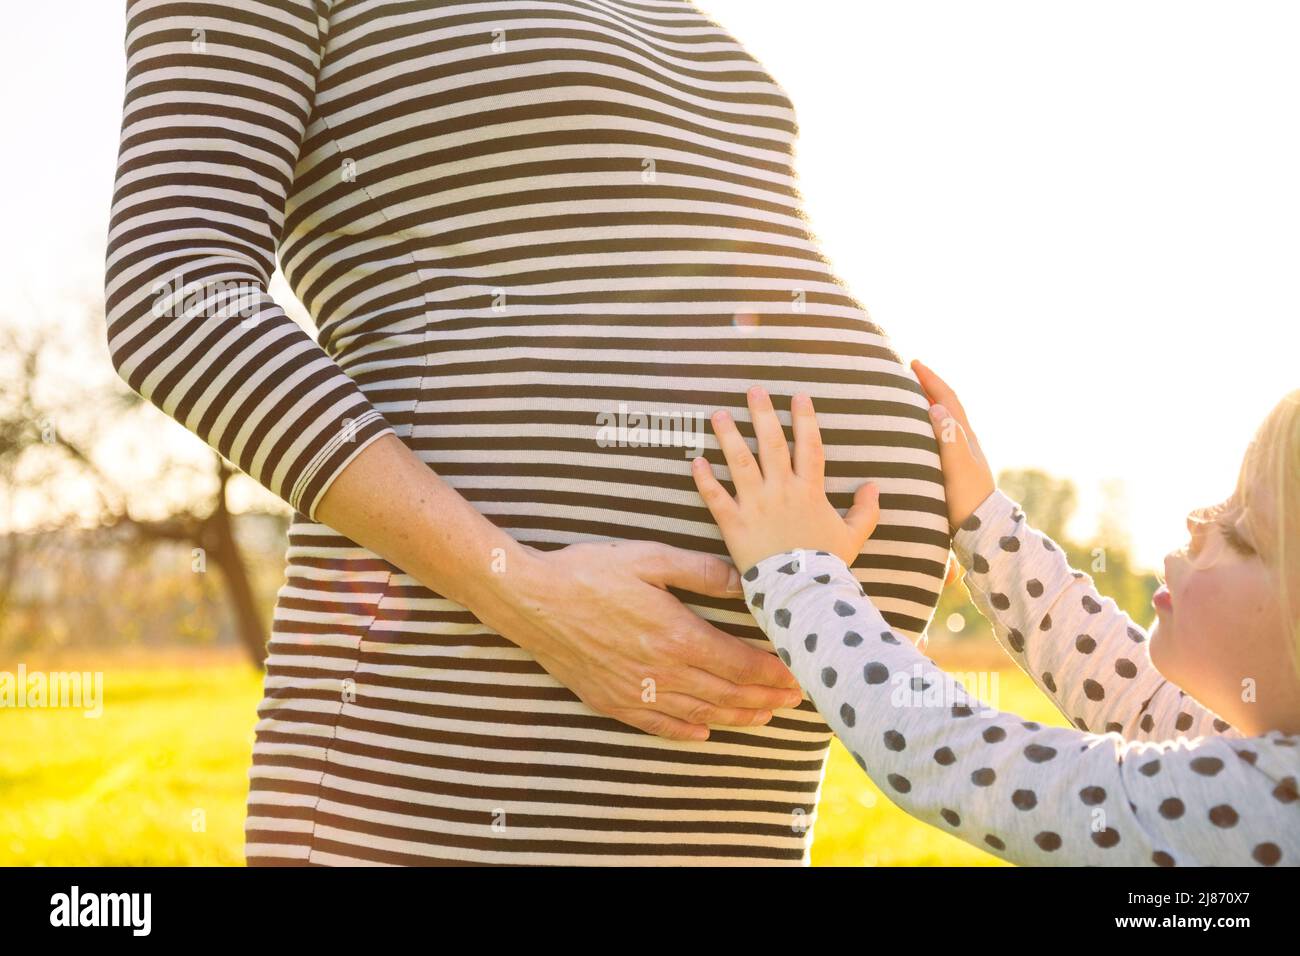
951,491,1232,742
742,548,1300,866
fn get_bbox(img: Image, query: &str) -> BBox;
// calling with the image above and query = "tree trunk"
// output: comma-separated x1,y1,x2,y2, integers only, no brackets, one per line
204,466,269,668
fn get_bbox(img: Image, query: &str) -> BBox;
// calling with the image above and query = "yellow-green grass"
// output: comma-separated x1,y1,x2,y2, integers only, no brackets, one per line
0,662,263,866
1,652,1068,866
810,654,1072,866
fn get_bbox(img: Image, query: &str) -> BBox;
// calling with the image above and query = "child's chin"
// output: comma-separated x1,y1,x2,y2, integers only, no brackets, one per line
1147,619,1174,674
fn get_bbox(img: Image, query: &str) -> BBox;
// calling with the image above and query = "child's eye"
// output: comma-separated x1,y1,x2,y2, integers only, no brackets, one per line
1218,521,1256,557
1186,516,1213,556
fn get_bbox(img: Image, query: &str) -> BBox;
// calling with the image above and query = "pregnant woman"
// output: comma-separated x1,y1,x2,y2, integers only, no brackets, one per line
105,0,948,865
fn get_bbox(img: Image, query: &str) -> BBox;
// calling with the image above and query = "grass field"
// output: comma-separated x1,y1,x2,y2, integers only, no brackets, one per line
0,650,1070,866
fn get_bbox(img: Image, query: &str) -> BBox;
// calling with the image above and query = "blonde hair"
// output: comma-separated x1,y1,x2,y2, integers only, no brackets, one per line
1235,389,1300,678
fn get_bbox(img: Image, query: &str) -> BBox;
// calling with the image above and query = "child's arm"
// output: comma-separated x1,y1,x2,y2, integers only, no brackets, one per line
911,361,1235,741
951,488,1235,740
694,383,1295,867
741,544,1296,867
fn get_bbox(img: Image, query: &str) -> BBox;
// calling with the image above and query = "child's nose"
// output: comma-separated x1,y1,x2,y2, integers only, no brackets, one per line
1163,551,1184,585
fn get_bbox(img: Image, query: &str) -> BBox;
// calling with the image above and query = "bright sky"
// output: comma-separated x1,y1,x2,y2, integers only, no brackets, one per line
3,1,1297,567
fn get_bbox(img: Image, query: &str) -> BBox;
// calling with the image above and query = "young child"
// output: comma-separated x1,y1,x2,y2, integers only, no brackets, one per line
691,364,1299,866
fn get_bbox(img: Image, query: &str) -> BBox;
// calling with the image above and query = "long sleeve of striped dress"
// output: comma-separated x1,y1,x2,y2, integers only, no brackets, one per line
104,0,394,518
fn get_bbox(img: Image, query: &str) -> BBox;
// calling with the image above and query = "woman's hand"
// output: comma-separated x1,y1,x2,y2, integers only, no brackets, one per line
315,435,801,743
690,386,882,573
476,539,806,742
910,360,996,532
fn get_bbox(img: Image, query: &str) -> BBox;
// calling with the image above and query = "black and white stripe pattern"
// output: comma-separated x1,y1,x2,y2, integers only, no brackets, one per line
106,0,950,865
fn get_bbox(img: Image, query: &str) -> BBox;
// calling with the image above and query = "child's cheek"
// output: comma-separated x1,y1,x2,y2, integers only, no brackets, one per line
1177,567,1235,650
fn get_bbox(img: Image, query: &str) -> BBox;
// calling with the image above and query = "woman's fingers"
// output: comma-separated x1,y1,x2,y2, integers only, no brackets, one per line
673,665,805,712
746,386,792,479
671,607,802,690
652,692,776,729
843,481,881,547
790,392,825,481
630,541,742,597
612,706,711,742
621,543,801,691
525,540,806,743
710,408,763,500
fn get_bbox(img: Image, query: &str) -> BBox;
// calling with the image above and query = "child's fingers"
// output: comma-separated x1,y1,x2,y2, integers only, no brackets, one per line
691,456,739,528
911,358,952,405
911,360,976,439
746,386,791,479
945,551,961,586
928,402,977,471
710,409,763,499
790,392,825,481
843,482,881,548
911,358,939,405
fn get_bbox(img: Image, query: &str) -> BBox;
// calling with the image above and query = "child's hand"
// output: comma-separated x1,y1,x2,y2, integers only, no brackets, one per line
691,386,881,573
910,359,996,530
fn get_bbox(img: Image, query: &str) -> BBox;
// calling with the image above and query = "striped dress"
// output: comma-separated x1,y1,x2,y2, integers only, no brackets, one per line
105,0,950,865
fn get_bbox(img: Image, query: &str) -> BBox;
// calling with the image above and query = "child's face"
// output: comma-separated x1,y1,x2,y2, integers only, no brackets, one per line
1149,486,1298,733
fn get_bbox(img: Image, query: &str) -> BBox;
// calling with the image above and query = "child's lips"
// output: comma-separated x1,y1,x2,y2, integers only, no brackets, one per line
1153,585,1173,613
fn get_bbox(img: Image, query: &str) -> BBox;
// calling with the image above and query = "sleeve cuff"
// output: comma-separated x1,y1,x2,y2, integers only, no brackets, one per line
296,412,397,521
950,490,1022,570
740,548,861,629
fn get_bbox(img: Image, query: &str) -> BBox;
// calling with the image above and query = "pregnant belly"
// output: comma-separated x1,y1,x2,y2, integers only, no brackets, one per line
407,316,949,637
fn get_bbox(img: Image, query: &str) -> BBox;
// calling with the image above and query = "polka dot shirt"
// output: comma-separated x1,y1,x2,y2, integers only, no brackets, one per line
742,491,1299,866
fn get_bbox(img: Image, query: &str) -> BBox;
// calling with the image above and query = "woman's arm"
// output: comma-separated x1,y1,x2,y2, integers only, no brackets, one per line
743,548,1293,867
106,0,392,519
105,0,801,740
315,434,804,741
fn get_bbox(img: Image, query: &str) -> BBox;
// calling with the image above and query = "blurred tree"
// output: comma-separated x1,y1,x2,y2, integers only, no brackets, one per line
0,317,273,666
998,468,1077,544
930,467,1159,650
1082,479,1159,631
